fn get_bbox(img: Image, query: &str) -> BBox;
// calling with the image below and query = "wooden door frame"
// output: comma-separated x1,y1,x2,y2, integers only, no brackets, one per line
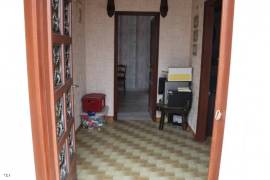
195,0,216,142
24,0,234,179
113,11,160,121
149,16,160,121
208,0,235,179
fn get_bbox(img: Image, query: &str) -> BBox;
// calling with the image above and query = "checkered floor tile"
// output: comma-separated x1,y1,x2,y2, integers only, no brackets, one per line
76,120,210,180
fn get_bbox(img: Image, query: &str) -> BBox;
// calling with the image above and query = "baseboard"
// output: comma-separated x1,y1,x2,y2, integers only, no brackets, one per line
106,116,157,123
75,125,81,135
105,116,114,123
187,123,196,137
155,117,161,122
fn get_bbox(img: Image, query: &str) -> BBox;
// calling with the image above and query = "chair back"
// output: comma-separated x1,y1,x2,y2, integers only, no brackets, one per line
117,65,127,78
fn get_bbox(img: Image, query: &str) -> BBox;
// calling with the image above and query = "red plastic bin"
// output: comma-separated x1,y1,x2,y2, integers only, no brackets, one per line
82,93,105,113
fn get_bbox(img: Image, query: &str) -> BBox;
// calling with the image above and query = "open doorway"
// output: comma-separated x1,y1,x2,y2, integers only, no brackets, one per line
114,12,160,121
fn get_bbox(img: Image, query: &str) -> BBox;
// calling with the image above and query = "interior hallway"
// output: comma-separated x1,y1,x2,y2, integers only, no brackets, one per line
118,91,151,120
76,120,210,180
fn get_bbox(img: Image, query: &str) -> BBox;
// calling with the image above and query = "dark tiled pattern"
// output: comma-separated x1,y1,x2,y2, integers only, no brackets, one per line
118,91,151,120
76,120,210,180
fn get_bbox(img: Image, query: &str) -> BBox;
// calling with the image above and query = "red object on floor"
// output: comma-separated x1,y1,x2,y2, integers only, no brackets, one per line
82,93,106,112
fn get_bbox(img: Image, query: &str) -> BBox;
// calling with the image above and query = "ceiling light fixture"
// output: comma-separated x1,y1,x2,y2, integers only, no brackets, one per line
107,0,115,17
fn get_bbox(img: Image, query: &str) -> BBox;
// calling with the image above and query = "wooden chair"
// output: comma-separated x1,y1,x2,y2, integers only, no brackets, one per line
117,65,127,93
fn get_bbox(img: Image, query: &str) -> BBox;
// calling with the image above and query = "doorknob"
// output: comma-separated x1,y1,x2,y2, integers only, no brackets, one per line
215,110,222,121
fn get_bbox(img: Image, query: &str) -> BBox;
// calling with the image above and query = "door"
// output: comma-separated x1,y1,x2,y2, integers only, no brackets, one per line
206,0,222,136
195,0,215,141
149,16,160,121
208,0,235,179
51,0,77,179
24,0,77,179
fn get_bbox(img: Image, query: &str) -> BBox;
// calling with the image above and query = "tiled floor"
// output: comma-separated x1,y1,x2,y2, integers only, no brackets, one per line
76,120,210,180
117,91,151,120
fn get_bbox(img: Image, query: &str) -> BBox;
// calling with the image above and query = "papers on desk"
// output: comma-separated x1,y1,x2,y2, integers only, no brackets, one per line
177,87,192,92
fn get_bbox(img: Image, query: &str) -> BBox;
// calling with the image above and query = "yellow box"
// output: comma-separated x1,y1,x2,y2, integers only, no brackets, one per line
168,68,192,81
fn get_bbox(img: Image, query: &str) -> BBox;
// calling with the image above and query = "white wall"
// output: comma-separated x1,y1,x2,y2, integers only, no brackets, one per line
188,0,205,132
84,0,115,116
219,1,270,179
72,0,87,129
0,1,36,179
85,0,192,116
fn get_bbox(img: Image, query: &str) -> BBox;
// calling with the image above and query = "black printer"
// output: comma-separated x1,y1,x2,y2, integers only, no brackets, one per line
167,90,192,108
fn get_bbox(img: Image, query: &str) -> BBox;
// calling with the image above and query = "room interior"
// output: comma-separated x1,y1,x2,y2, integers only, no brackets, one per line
72,0,206,133
9,0,270,179
69,0,222,179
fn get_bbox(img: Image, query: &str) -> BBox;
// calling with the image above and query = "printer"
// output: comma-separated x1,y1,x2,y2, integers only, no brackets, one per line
158,67,193,108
